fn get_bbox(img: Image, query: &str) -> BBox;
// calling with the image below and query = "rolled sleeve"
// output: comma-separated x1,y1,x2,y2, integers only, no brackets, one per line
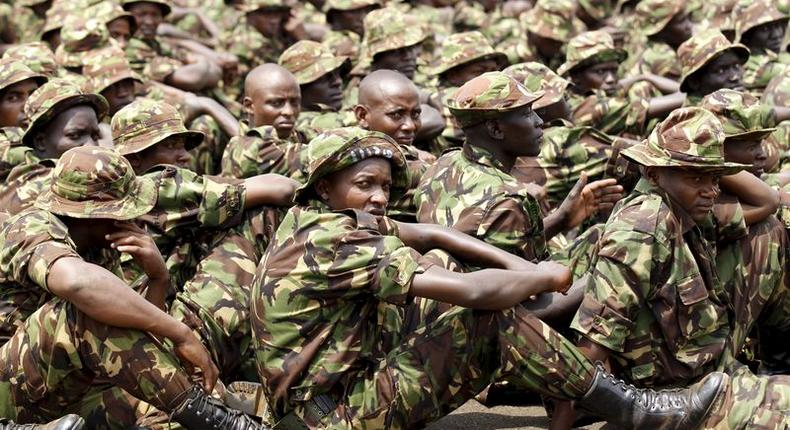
27,242,80,292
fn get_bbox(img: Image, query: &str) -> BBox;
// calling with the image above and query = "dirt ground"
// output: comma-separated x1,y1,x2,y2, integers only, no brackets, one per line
425,400,605,430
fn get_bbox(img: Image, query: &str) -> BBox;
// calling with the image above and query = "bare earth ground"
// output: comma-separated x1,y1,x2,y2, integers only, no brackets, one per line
425,401,605,430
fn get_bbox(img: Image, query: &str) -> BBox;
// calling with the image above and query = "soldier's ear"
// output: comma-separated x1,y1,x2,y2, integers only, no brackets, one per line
643,166,659,184
32,132,47,155
242,96,254,118
485,119,504,140
315,178,331,201
353,104,369,127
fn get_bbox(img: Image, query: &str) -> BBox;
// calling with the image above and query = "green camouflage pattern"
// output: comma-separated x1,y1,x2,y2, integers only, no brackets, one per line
40,0,73,39
294,108,357,142
741,51,789,94
567,89,650,138
252,206,596,426
11,5,45,44
425,84,464,156
34,146,157,220
294,127,408,204
223,23,290,84
91,0,137,34
0,154,54,216
22,79,109,147
734,0,789,43
628,40,682,80
520,0,585,43
0,58,47,93
622,107,746,173
111,98,203,155
356,7,426,70
678,29,750,93
54,14,112,69
121,0,171,16
322,30,362,63
557,30,627,77
700,89,776,140
0,128,32,186
220,125,309,181
125,36,190,83
81,44,143,95
761,70,790,176
701,0,737,33
447,71,543,128
427,31,507,76
278,40,348,86
577,0,614,21
414,144,547,261
503,61,569,109
634,0,684,36
238,0,289,13
2,42,60,77
324,0,380,13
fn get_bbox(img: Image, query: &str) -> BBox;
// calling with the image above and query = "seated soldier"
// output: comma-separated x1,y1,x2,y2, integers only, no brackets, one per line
678,29,750,106
278,40,355,140
733,0,789,95
251,126,726,430
322,0,381,62
0,146,264,429
221,63,309,180
90,0,138,49
515,0,585,69
626,0,692,80
568,107,790,429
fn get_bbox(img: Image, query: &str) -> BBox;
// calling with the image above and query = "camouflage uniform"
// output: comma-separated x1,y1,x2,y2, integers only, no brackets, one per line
425,31,507,155
53,14,117,88
516,0,585,70
2,42,60,78
11,0,47,43
251,127,597,429
220,125,309,181
625,0,685,80
278,40,356,141
322,0,380,62
81,45,144,98
0,59,47,186
678,29,751,105
762,69,790,177
572,108,790,429
0,146,195,425
561,30,651,139
733,0,790,96
0,79,109,216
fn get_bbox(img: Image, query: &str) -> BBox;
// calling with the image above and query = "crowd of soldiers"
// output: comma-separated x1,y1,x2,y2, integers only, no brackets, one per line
0,0,788,429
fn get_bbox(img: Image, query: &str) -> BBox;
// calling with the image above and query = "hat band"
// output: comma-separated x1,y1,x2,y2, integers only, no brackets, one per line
649,139,725,165
53,174,133,201
117,117,186,142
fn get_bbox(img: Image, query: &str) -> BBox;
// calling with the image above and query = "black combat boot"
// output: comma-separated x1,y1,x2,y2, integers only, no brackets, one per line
577,364,726,430
170,385,269,430
0,415,84,430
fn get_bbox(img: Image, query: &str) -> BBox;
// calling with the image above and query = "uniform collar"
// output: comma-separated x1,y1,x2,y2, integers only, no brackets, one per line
462,143,510,173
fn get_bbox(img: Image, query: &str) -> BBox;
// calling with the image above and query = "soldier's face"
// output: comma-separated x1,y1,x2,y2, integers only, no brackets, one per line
535,98,572,123
247,9,288,39
572,61,619,96
658,11,693,48
357,88,421,146
443,58,501,87
743,20,787,54
0,78,39,128
107,17,133,49
689,51,744,95
723,138,767,177
301,70,343,112
132,134,193,172
128,2,163,40
245,79,301,138
316,157,392,216
527,32,564,61
101,79,137,116
328,7,371,35
650,167,720,223
372,45,420,79
34,105,100,159
494,105,544,157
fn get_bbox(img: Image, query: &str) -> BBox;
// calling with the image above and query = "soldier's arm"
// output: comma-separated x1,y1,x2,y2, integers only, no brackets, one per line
646,92,686,119
774,106,790,123
544,173,624,239
165,57,222,92
720,171,780,225
619,73,680,94
410,260,571,310
243,174,299,208
182,94,240,138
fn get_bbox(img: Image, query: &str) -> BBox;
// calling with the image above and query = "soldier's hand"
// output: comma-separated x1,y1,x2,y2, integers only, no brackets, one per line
173,331,220,393
536,261,572,294
560,173,624,230
106,221,169,283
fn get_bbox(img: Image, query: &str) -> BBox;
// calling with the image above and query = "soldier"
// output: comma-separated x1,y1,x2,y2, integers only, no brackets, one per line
570,107,790,430
2,42,60,78
11,0,50,43
762,69,790,182
678,29,750,106
517,0,585,70
322,0,380,61
81,46,144,117
425,31,507,154
53,14,114,88
733,0,789,95
221,64,309,180
278,40,355,140
0,146,264,429
90,0,139,49
352,6,427,82
626,0,692,80
251,126,726,430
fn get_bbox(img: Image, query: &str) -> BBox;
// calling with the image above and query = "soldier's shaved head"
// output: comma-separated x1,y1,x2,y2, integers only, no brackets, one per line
356,70,422,146
243,64,301,138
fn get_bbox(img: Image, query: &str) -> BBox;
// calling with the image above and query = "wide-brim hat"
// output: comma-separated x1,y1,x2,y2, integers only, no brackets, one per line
294,127,408,204
557,47,627,77
430,51,509,78
122,0,171,17
678,31,750,93
621,141,747,174
36,173,157,219
448,71,544,128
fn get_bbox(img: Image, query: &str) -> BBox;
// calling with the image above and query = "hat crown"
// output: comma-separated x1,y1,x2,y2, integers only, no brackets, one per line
564,30,616,65
325,0,379,12
734,0,788,42
433,31,499,74
60,15,109,53
453,71,532,110
522,0,582,42
4,42,58,77
635,0,684,36
504,62,568,108
0,58,45,92
648,107,726,162
701,89,774,136
111,98,184,149
280,40,334,74
24,79,97,130
51,146,136,203
82,45,138,93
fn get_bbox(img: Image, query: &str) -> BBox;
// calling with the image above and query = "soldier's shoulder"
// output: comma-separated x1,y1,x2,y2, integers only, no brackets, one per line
608,191,673,238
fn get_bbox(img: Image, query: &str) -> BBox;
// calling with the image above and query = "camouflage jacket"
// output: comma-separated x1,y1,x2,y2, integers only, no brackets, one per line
0,208,123,340
220,125,309,181
388,144,432,222
323,30,362,64
414,143,547,261
571,178,745,387
742,52,789,96
0,157,54,216
125,36,191,83
568,89,651,139
224,25,290,79
0,127,31,186
426,84,463,156
628,40,682,80
252,203,424,416
296,107,357,142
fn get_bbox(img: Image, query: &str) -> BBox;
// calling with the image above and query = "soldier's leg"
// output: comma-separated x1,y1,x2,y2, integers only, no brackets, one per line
0,298,193,423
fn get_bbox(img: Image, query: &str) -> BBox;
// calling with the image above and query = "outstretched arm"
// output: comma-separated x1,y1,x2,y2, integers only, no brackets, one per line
242,174,299,208
720,171,780,225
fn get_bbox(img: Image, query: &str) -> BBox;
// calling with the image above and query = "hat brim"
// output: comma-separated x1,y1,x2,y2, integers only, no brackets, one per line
448,91,544,128
621,142,747,175
34,174,157,220
296,56,350,85
23,94,110,147
117,129,204,155
0,73,48,93
723,128,777,142
122,0,171,16
558,48,628,77
679,44,750,92
432,52,509,77
95,74,144,95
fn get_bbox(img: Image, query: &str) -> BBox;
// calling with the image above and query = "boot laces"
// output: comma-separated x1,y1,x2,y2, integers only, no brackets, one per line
600,371,688,411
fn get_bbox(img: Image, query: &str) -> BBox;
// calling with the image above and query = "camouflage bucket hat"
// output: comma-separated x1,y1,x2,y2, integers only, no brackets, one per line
701,89,776,141
706,0,737,32
734,0,789,43
240,0,290,13
577,0,614,21
122,0,172,16
112,98,203,155
678,29,750,93
521,0,584,43
91,0,138,35
504,62,569,109
557,30,627,77
22,79,109,147
0,58,48,93
82,45,143,94
54,15,111,69
34,146,157,220
635,0,684,37
278,40,349,85
3,42,60,77
295,127,408,204
449,71,543,128
762,69,790,107
621,107,747,174
359,7,426,65
41,0,74,39
427,31,508,76
325,0,380,14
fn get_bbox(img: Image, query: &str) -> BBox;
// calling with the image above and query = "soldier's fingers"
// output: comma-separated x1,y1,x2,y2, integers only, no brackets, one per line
113,221,147,235
598,193,624,203
586,178,618,190
115,245,143,254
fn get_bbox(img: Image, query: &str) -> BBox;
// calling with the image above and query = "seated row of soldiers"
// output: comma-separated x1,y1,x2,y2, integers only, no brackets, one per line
0,0,788,429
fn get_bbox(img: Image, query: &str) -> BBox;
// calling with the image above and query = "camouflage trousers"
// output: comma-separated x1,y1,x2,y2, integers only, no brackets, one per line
0,298,193,424
267,250,596,430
